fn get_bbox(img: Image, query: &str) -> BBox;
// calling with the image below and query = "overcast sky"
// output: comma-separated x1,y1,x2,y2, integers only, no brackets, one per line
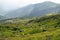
0,0,60,11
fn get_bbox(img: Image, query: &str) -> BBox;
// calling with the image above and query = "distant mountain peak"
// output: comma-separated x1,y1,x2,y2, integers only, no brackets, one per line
43,1,56,3
43,1,54,3
41,1,58,5
5,1,60,18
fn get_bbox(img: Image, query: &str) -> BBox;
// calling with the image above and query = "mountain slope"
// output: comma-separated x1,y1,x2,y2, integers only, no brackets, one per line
0,14,60,40
5,1,60,18
5,5,34,18
30,5,60,17
0,15,5,20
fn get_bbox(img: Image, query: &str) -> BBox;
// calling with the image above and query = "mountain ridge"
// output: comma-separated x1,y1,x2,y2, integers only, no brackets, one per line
5,1,60,18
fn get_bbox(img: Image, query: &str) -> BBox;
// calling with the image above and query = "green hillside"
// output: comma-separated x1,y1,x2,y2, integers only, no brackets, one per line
0,14,60,40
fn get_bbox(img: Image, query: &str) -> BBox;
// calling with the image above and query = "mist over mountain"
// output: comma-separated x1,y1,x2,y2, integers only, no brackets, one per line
3,1,60,18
